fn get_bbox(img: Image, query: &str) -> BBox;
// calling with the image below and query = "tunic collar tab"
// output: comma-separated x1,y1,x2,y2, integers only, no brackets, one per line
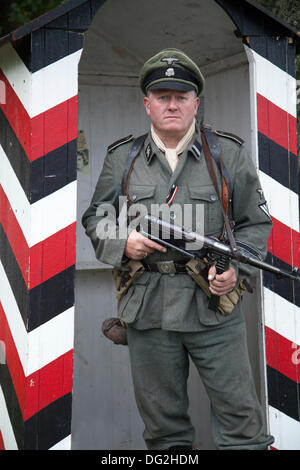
144,134,159,165
189,138,202,160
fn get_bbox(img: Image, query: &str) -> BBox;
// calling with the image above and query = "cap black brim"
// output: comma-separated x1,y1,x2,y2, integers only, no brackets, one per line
147,81,196,92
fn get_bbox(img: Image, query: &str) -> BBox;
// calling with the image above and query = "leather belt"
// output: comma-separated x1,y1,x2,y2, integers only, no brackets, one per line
142,260,188,274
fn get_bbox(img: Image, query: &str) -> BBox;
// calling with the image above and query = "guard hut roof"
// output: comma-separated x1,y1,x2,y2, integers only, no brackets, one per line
0,0,299,52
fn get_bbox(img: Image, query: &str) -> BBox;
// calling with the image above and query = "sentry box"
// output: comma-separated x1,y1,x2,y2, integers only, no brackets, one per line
0,0,299,451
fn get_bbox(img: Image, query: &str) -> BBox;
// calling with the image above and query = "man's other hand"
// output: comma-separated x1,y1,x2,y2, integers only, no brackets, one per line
208,265,237,296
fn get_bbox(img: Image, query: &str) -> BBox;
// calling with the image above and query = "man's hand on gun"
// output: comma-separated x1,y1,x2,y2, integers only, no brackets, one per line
125,228,236,296
208,265,237,296
125,229,167,260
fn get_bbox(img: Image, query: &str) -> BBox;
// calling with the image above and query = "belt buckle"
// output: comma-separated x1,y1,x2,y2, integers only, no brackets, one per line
157,261,176,274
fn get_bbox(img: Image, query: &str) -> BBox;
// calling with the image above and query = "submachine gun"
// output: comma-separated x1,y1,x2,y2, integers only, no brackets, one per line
102,213,299,346
138,214,300,312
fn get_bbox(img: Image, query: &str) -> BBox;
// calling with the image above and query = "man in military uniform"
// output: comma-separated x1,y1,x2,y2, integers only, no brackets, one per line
82,49,274,450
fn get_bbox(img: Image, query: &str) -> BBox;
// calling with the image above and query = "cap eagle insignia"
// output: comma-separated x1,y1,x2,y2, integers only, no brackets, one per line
161,57,180,65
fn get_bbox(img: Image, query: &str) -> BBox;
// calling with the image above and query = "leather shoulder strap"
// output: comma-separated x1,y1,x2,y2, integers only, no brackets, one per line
205,131,232,201
122,134,147,200
200,131,232,223
201,131,238,253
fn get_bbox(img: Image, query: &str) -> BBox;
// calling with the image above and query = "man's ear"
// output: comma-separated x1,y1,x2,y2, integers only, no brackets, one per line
143,96,151,116
194,97,200,116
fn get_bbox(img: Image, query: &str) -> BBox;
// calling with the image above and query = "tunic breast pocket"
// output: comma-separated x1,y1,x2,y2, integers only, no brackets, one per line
188,185,223,235
128,184,156,217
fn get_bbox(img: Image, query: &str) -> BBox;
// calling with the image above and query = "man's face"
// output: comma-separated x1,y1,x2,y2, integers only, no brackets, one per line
143,89,200,141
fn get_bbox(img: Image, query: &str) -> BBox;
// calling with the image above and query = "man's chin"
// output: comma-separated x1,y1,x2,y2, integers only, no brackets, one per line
161,122,183,133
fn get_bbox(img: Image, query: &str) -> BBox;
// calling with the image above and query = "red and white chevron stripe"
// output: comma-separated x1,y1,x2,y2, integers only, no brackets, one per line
0,43,80,162
0,146,76,288
0,36,82,449
246,46,300,450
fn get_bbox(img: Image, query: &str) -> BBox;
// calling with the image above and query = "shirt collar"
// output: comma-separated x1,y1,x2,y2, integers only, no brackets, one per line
143,126,202,165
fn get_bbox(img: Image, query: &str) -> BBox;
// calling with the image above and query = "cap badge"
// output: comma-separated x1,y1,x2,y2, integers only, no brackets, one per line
165,68,175,77
161,57,180,65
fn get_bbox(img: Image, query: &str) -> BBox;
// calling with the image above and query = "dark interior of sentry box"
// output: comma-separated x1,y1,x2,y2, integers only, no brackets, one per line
72,0,265,450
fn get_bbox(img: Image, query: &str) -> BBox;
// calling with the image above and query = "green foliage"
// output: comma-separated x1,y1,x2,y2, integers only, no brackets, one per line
257,0,281,15
9,0,64,26
0,0,65,35
257,0,300,28
280,1,300,29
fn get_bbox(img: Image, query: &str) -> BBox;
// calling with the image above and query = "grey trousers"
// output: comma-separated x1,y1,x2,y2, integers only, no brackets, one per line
127,319,274,450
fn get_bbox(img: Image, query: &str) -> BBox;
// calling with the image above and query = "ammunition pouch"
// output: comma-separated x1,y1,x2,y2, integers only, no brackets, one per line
185,258,247,316
101,260,145,346
102,317,128,345
113,259,145,304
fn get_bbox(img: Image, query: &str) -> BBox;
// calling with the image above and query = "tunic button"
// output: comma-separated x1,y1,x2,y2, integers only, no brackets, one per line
210,195,217,201
132,194,137,201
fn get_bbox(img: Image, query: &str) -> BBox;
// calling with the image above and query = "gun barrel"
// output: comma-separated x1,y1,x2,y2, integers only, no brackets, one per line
241,255,300,282
143,214,232,255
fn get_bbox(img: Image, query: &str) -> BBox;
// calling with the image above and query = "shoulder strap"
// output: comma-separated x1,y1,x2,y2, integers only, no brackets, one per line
201,131,239,254
215,130,244,146
108,135,134,153
204,131,233,224
205,131,233,202
122,134,147,202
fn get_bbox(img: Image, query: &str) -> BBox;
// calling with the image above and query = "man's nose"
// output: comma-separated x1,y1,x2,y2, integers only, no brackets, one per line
168,96,178,109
